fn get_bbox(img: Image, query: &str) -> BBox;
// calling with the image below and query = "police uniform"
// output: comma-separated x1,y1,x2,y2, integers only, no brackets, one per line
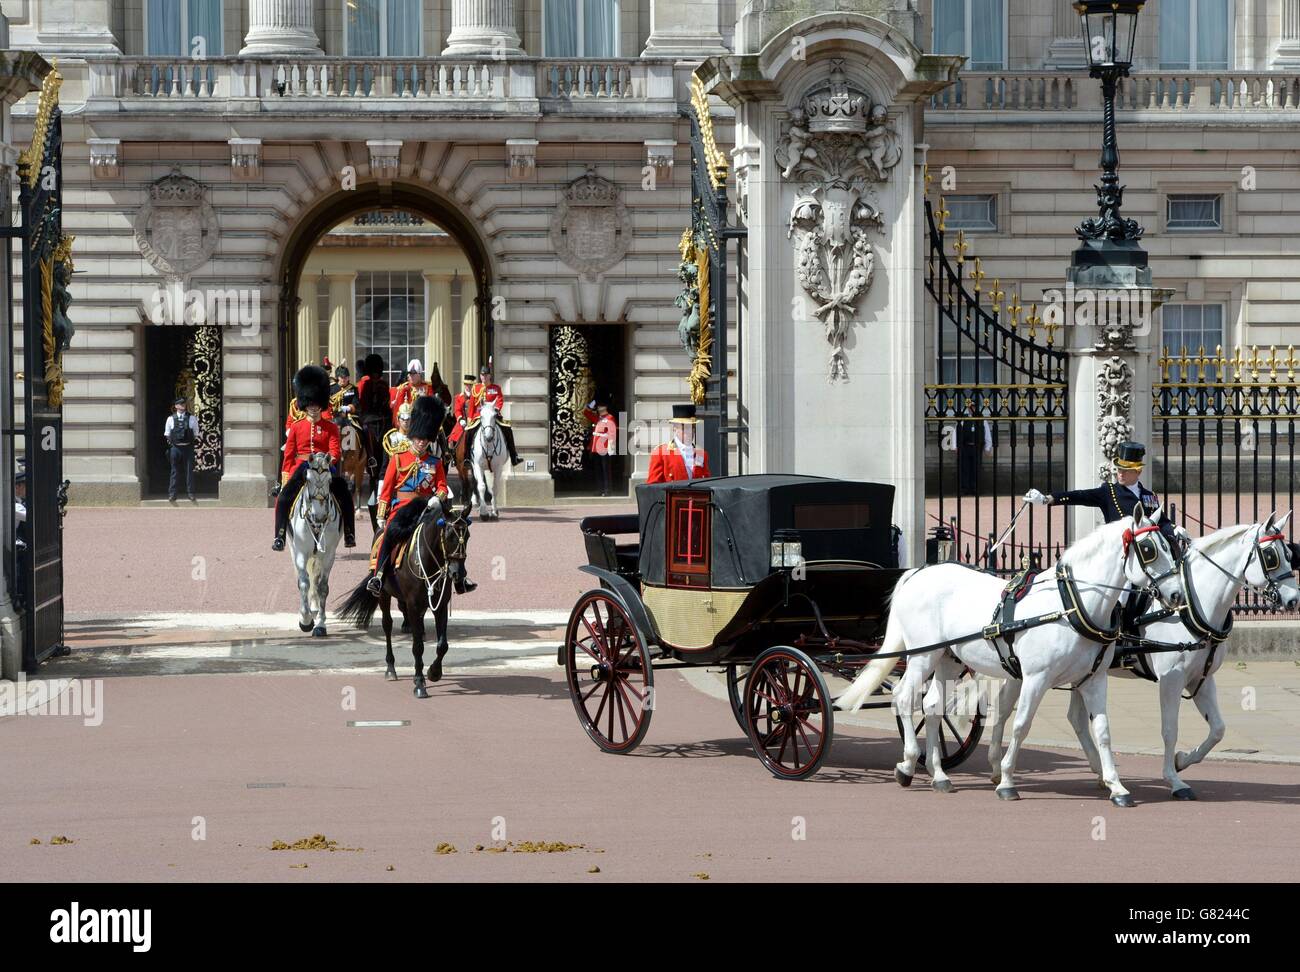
647,403,710,484
164,396,199,502
273,364,357,549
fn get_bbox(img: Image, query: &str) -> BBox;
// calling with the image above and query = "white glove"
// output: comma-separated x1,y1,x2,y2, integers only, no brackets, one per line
1024,488,1049,506
377,518,386,531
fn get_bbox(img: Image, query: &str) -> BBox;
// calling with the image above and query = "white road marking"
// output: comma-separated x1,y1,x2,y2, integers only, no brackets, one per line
69,610,571,630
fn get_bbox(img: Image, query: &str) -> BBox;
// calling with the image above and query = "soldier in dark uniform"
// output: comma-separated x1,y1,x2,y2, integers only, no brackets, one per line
164,396,199,503
956,400,992,494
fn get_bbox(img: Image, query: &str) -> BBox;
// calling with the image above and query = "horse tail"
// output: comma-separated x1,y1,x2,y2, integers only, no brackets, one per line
335,574,378,629
835,568,918,713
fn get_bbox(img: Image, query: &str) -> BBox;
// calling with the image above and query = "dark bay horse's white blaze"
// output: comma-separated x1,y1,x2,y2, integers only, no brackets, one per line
469,401,506,520
839,508,1182,805
1048,513,1297,800
289,453,342,637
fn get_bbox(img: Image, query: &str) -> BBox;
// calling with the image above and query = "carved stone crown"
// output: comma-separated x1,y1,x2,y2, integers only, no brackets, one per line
565,168,620,206
149,169,206,207
803,59,869,134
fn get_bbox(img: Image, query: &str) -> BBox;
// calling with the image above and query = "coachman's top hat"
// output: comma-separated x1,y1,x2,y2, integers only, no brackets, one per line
294,364,331,411
669,403,700,425
407,393,445,441
1115,441,1146,470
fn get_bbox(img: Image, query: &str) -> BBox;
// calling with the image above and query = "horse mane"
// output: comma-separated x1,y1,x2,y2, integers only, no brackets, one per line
1059,517,1131,568
1194,522,1255,556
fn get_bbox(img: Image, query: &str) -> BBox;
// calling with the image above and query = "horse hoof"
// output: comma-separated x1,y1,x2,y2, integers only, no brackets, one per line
298,621,313,633
1174,751,1192,772
384,667,398,682
427,661,443,682
1172,787,1197,801
894,767,913,788
312,626,326,638
414,682,429,700
1110,793,1136,808
997,786,1020,801
932,778,956,794
1098,777,1110,791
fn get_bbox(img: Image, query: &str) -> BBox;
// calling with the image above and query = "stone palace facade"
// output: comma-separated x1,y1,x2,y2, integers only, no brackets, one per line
4,0,1300,505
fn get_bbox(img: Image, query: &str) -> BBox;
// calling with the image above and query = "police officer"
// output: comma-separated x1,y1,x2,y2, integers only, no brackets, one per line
164,396,199,503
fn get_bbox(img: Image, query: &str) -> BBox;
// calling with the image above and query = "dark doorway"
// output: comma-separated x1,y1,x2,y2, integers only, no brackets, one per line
549,323,627,497
143,324,223,498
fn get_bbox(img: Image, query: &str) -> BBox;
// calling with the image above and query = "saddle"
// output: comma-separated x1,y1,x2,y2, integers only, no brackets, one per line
984,564,1039,679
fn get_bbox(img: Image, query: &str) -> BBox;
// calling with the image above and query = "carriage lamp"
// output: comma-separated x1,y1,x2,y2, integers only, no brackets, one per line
771,530,804,569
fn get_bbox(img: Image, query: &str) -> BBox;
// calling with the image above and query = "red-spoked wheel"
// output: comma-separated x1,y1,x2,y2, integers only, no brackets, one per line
564,590,654,754
743,646,833,780
893,666,985,770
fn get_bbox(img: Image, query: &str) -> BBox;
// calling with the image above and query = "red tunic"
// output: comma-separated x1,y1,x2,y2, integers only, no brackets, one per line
590,414,617,456
449,391,473,445
469,381,504,422
377,446,449,519
281,417,342,480
646,441,709,484
390,379,432,427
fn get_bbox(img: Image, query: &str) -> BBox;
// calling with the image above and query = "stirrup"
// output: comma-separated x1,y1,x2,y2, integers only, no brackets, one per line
365,574,383,595
271,535,285,551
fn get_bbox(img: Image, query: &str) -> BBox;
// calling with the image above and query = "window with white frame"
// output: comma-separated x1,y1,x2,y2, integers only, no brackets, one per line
1162,303,1225,380
346,0,421,57
944,194,998,232
146,0,223,56
356,272,427,388
1159,0,1231,70
543,0,620,57
1166,193,1222,232
932,0,1005,71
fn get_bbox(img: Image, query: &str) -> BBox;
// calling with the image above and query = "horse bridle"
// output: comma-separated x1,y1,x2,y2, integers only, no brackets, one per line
1184,525,1294,606
1122,523,1180,606
301,462,334,552
411,501,471,612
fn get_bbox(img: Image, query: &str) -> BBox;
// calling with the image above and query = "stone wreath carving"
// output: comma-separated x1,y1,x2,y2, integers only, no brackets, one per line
775,59,901,382
1097,355,1133,481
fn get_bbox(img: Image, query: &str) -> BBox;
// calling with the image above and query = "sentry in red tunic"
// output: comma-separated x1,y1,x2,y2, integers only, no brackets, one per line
281,416,342,483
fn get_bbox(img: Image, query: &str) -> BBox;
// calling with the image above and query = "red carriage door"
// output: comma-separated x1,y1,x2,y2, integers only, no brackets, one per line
666,491,711,588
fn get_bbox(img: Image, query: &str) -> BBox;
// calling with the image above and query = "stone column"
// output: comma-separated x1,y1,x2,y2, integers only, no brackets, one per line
1046,0,1086,68
1274,0,1300,68
327,273,357,372
6,0,120,53
296,278,318,367
424,273,455,384
241,0,322,55
643,0,726,57
460,278,481,374
442,0,523,56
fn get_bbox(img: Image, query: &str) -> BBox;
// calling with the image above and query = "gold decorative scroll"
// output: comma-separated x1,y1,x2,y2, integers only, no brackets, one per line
39,256,63,408
690,74,728,191
680,229,713,407
18,60,63,188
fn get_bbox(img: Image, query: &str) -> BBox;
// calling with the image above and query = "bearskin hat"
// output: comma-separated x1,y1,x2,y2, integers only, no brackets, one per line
294,364,331,410
407,393,446,441
363,353,386,378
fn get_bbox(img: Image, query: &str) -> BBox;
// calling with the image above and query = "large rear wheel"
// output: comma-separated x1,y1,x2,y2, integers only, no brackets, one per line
743,646,833,780
564,590,653,754
725,663,750,732
894,667,985,771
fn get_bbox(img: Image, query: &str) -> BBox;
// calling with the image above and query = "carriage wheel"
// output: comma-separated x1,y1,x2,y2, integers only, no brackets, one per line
725,664,750,733
743,646,833,781
564,590,653,755
894,667,985,771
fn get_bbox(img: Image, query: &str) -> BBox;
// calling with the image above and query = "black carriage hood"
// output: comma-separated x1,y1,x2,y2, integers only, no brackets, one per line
636,475,896,588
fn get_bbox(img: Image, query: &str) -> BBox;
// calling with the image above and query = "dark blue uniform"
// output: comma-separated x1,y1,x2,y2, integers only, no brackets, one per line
1051,480,1177,544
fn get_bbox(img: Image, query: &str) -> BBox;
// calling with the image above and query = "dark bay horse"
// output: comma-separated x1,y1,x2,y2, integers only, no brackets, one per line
336,497,472,698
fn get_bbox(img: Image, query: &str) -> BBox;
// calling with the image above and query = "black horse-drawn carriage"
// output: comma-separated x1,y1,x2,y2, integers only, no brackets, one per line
560,474,985,779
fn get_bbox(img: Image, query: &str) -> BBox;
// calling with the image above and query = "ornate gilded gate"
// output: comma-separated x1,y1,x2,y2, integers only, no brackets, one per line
1154,344,1298,613
924,196,1070,570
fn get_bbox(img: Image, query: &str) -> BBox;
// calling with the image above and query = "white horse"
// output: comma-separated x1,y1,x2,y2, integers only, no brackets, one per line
469,401,507,520
991,513,1296,801
288,452,342,637
838,506,1183,806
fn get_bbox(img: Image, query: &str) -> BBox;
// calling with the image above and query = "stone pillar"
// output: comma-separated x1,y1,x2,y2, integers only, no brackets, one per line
327,273,357,372
241,0,321,56
442,0,523,56
424,273,455,384
460,279,481,374
1046,0,1086,68
642,0,726,57
296,278,318,367
1274,0,1300,67
8,0,119,53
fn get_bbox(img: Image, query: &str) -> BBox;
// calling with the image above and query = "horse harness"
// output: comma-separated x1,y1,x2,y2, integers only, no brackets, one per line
408,505,470,616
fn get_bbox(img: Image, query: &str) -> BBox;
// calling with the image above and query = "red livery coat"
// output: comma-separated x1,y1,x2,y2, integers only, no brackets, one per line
646,441,709,483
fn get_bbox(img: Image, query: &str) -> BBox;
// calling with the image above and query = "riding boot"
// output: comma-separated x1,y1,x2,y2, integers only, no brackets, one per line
455,574,478,595
271,477,293,551
504,425,522,466
330,474,356,546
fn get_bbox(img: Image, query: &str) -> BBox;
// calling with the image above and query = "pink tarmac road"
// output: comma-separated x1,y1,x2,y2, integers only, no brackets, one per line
2,666,1298,882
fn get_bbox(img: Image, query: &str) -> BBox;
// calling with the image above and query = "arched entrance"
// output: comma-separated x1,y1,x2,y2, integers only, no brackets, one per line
274,183,495,417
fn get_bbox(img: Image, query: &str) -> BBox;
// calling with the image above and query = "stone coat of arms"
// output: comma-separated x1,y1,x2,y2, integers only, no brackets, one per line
133,169,219,280
775,59,902,382
550,168,631,281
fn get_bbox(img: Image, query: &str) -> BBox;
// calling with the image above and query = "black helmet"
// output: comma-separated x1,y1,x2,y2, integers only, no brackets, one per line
407,394,446,441
294,364,331,410
363,353,385,378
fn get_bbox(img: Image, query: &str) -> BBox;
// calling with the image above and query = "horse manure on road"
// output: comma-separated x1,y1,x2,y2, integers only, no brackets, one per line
472,840,586,854
49,835,75,845
269,833,361,852
435,842,457,855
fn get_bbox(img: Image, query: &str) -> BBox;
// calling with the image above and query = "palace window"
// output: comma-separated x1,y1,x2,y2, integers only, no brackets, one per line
356,271,427,387
1159,0,1231,70
1162,303,1225,381
932,0,1005,71
944,194,998,232
1166,194,1222,232
543,0,619,57
146,0,223,56
346,0,421,57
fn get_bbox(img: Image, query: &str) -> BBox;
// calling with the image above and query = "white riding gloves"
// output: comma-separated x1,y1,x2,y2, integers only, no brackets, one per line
1024,488,1049,506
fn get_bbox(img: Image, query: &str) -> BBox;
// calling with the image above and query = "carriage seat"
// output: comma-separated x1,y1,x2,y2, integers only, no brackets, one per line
581,514,640,578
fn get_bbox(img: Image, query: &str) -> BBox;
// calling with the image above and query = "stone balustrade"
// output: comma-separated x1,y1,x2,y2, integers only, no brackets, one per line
930,71,1300,113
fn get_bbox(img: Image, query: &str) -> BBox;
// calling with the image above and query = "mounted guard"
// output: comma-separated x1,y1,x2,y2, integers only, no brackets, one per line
356,353,392,529
390,358,432,428
467,362,522,467
273,364,357,551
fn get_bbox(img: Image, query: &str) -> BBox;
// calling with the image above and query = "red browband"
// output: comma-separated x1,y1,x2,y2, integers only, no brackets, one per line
1260,533,1286,544
1122,523,1161,554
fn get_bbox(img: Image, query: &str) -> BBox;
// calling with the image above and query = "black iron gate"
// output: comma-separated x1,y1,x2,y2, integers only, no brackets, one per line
8,67,70,670
924,196,1070,571
683,75,746,475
